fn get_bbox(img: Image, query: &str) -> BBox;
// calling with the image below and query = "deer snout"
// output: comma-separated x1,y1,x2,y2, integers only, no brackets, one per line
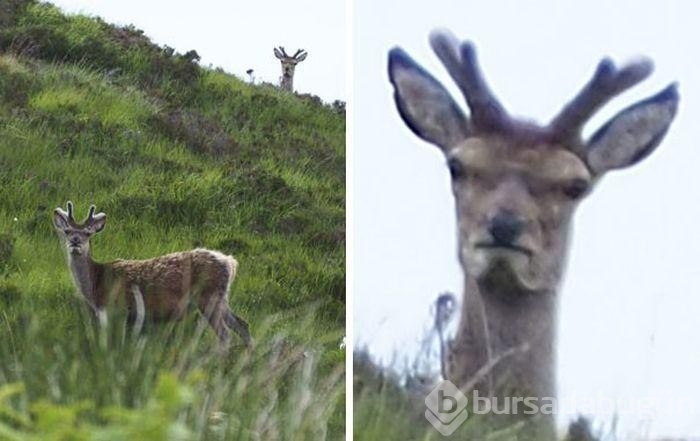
488,210,525,246
67,236,84,254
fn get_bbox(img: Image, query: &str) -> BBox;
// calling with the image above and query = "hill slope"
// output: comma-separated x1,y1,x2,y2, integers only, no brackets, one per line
0,1,345,439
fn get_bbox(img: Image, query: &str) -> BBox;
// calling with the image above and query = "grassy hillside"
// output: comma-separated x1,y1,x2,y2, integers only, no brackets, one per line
0,1,345,439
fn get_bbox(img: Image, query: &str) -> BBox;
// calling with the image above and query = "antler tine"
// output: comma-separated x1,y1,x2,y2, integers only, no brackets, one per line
87,205,96,222
549,58,654,141
430,30,508,132
279,46,289,57
66,201,75,222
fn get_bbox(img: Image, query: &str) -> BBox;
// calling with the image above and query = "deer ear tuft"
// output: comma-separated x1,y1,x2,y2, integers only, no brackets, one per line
53,209,69,230
90,213,107,233
586,83,679,174
388,47,469,151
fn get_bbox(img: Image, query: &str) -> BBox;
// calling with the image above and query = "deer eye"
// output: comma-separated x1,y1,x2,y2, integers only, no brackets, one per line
447,158,466,180
562,178,590,200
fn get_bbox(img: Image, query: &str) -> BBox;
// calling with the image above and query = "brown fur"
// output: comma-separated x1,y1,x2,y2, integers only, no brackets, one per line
98,250,234,318
53,202,251,346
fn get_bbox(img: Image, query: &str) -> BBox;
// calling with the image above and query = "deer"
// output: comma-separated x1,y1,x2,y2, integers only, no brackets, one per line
388,30,678,437
274,46,307,92
52,201,252,347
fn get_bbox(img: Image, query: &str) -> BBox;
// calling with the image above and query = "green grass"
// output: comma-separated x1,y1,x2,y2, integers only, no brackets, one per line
0,309,344,441
0,1,345,439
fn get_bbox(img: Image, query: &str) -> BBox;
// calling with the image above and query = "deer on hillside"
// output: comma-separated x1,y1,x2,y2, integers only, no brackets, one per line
388,30,678,437
53,201,252,347
274,46,307,92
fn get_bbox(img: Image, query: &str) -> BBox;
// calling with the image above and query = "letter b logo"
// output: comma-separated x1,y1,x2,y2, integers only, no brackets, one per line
438,389,458,414
425,381,469,435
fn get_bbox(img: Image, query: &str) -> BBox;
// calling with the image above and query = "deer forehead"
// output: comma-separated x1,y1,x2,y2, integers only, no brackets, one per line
449,137,591,182
59,226,86,234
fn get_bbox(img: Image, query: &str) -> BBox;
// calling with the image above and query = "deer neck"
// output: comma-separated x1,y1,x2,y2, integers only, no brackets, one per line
67,251,102,310
452,261,559,400
281,67,294,91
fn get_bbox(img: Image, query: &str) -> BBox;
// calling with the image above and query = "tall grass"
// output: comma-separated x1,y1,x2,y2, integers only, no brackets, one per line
0,306,344,440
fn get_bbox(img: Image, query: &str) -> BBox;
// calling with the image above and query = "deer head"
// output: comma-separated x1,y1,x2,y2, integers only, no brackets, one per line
53,201,106,257
274,47,307,82
388,30,678,293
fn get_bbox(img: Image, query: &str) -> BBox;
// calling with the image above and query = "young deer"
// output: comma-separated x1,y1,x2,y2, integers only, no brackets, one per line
274,46,307,92
388,30,678,435
53,201,252,347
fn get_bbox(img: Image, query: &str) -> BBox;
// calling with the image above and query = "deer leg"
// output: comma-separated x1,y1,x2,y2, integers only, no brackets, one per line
129,285,145,337
199,297,230,345
224,308,252,347
95,307,108,328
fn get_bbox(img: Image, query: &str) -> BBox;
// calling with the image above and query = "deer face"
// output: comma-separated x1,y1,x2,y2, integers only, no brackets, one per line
281,62,297,78
389,30,678,292
274,47,307,78
447,136,591,289
53,202,106,256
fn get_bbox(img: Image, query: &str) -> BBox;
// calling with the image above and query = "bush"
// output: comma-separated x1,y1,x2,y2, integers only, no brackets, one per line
0,55,36,109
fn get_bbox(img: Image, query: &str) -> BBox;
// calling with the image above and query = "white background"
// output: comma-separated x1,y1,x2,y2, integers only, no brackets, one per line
354,0,700,438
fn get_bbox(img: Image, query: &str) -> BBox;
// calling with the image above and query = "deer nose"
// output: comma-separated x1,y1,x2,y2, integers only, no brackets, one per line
488,211,525,246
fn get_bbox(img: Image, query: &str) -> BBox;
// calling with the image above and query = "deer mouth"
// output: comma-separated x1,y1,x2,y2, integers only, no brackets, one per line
69,245,82,255
474,242,533,257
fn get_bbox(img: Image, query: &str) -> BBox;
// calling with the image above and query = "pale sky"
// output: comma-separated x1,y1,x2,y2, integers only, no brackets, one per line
354,0,700,438
50,0,345,101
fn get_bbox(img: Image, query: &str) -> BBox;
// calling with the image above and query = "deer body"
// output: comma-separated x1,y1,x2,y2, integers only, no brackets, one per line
274,46,307,92
54,202,251,346
388,30,678,436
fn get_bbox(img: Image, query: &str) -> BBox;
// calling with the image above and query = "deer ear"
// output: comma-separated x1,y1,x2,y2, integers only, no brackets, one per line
53,209,69,230
586,84,679,174
273,48,283,59
388,47,470,152
296,52,307,62
89,213,106,233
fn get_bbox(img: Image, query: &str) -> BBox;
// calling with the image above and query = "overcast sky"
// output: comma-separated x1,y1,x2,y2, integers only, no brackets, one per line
50,0,345,102
354,0,700,438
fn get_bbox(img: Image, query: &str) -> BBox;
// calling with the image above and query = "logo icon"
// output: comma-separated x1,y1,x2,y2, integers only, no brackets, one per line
425,380,469,435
